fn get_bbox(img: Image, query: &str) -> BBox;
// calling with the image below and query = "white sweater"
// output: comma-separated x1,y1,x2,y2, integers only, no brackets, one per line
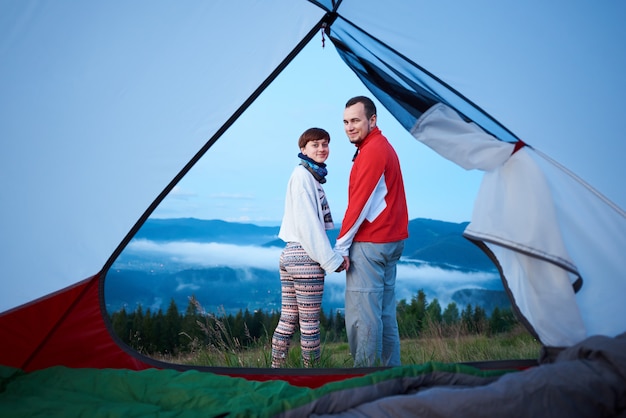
278,165,344,273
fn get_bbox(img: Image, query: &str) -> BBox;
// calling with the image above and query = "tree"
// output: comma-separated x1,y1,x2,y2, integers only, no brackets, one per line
334,310,345,338
111,307,129,344
473,305,487,334
181,296,203,351
130,305,145,351
425,298,442,325
163,299,181,354
396,299,411,338
142,308,155,352
461,304,474,333
251,309,266,341
152,308,166,352
489,307,518,334
442,302,459,325
320,309,329,333
405,289,428,335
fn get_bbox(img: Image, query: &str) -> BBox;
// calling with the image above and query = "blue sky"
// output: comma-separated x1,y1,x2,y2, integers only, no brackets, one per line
151,39,485,225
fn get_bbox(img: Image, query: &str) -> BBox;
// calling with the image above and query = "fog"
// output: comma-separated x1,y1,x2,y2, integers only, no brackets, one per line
118,240,501,311
126,239,283,271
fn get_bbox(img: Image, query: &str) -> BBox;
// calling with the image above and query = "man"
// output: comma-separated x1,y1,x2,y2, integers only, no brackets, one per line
335,96,409,367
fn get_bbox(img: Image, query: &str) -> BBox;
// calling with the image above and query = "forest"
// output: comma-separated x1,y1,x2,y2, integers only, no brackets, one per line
109,289,520,357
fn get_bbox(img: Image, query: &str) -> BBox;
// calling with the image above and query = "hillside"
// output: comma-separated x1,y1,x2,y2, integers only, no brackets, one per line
134,218,280,246
105,218,505,315
136,217,496,272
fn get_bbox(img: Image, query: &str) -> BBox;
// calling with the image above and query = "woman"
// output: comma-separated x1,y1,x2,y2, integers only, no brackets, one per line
271,127,346,368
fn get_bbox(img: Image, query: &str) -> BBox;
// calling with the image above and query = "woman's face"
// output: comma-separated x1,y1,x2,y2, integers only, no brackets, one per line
301,138,330,164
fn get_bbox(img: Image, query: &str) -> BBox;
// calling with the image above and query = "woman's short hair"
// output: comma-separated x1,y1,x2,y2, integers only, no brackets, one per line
298,127,330,149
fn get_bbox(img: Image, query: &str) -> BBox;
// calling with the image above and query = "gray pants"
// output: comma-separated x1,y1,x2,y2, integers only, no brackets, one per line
345,240,404,367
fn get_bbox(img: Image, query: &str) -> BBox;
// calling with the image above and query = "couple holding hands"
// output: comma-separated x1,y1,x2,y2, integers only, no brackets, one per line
271,96,409,368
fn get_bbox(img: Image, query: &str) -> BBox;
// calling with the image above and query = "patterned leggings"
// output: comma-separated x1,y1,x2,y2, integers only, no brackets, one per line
271,242,325,368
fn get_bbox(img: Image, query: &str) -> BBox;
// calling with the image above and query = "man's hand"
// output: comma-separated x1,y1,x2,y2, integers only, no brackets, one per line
335,256,350,272
342,256,350,272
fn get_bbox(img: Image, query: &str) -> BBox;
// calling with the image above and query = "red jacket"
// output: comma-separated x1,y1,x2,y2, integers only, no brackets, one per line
335,127,408,256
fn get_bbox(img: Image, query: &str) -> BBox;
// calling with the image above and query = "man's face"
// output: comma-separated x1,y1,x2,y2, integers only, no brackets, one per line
343,102,376,144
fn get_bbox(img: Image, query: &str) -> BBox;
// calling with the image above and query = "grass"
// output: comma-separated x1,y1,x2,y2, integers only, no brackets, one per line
153,323,541,369
400,326,541,365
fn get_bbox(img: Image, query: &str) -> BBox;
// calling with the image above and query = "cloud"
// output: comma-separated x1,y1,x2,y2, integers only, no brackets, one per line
324,263,500,310
127,239,282,271
175,281,201,292
150,297,163,312
395,264,499,307
167,185,198,200
322,280,346,309
122,241,501,310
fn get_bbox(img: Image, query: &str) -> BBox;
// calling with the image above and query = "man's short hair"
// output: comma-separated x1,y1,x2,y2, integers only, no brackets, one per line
346,96,377,119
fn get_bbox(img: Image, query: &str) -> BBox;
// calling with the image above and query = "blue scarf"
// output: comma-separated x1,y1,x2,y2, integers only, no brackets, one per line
298,152,328,184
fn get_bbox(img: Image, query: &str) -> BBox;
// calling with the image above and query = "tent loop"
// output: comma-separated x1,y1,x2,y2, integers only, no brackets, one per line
511,139,528,155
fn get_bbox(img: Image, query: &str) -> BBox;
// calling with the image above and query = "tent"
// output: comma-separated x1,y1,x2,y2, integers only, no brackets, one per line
1,1,626,415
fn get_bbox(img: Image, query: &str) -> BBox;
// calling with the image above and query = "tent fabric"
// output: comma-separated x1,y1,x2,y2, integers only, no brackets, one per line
328,17,518,143
1,0,626,403
411,103,626,347
1,333,625,417
411,105,585,347
0,275,151,372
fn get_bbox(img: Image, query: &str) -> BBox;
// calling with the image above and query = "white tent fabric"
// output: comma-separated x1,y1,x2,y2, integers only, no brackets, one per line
412,104,626,347
1,0,625,351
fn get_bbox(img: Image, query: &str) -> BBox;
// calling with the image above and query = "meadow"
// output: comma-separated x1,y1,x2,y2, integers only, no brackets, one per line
154,322,541,369
114,291,541,369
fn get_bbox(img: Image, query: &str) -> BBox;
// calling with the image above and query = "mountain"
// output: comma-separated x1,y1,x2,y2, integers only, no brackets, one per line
106,266,281,315
136,217,496,271
106,217,505,315
405,218,495,271
451,288,511,314
134,218,280,246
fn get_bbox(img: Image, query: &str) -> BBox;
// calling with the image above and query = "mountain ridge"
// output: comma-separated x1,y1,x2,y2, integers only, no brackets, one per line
105,217,507,315
135,217,495,272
